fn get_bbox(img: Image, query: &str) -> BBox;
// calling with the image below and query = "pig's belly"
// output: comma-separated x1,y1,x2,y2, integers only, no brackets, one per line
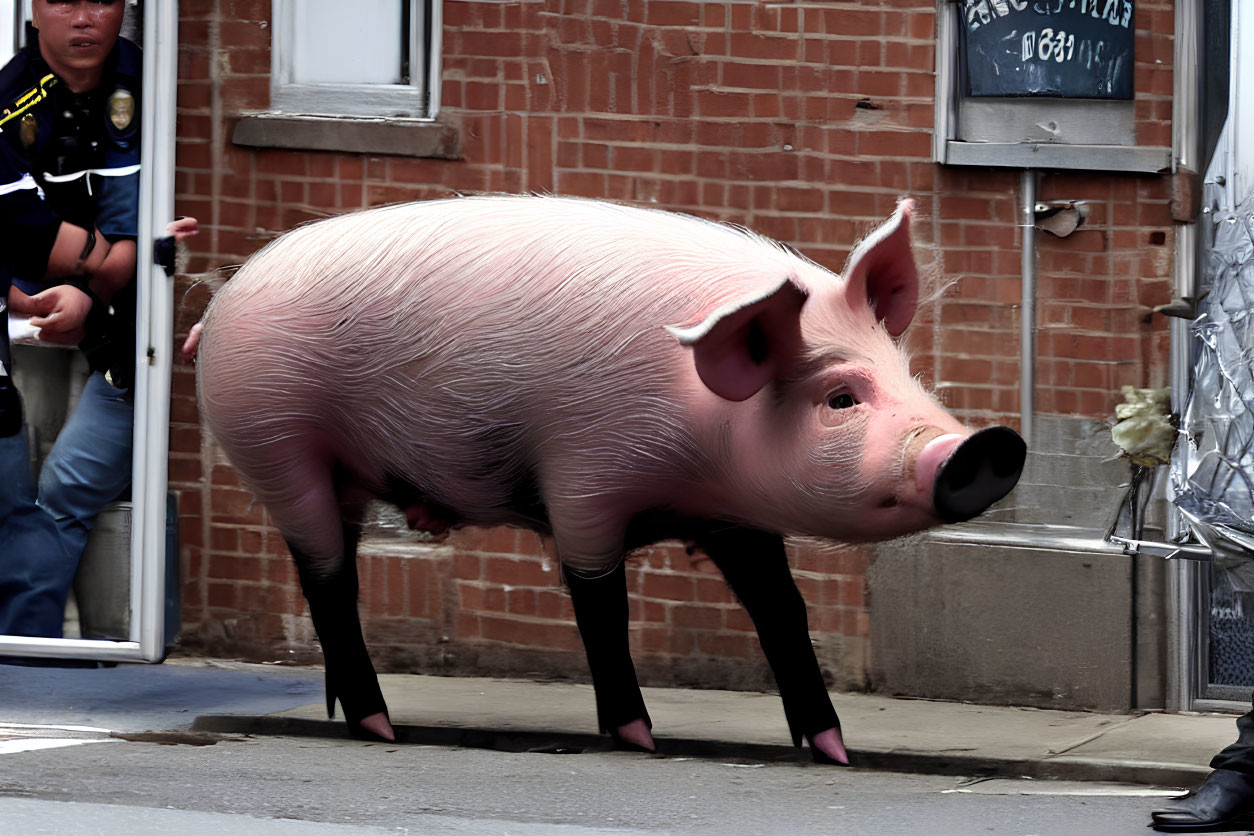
371,461,553,535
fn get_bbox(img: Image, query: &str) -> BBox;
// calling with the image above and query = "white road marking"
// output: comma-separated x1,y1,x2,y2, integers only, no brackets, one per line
944,778,1187,797
0,738,118,755
0,721,117,755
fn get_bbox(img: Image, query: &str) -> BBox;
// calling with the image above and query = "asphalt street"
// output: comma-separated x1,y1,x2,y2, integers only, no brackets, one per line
0,728,1176,835
0,659,1211,834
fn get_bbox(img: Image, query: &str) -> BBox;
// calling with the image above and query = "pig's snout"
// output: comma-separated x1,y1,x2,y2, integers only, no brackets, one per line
918,427,1026,523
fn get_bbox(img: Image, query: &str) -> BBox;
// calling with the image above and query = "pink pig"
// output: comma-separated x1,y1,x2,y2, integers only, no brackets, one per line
195,195,1025,754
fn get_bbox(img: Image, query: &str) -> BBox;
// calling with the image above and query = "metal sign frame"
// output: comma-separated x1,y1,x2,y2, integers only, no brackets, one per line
934,0,1170,173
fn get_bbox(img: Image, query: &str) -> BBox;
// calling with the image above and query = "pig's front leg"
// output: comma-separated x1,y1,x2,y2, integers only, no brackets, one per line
701,528,848,765
549,490,655,747
566,561,655,752
289,523,394,742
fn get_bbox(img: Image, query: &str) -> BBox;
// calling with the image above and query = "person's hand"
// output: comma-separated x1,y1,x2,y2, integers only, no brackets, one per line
167,216,199,242
11,284,93,346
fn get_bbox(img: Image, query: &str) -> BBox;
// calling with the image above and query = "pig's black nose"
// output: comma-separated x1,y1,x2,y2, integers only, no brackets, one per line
933,426,1026,523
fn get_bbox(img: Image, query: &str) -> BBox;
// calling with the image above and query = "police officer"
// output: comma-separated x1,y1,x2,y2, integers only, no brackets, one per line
0,0,141,639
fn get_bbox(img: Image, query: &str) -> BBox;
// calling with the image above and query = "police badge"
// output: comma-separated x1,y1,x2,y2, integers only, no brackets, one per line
20,112,37,149
108,89,135,131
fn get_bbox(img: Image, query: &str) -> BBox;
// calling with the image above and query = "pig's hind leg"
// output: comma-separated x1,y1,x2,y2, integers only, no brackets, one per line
566,562,655,753
289,525,394,742
702,528,848,766
268,465,394,742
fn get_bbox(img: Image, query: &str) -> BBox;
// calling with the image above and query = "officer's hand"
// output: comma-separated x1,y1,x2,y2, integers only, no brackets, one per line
7,285,35,315
20,285,93,346
167,216,199,242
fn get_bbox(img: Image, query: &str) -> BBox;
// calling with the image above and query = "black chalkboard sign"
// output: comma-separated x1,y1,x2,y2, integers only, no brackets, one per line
961,0,1135,99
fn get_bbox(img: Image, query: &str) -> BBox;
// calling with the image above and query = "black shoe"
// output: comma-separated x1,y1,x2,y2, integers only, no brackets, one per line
1151,768,1254,832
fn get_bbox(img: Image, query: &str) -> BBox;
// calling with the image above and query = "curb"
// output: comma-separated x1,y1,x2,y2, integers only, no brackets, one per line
191,715,1205,789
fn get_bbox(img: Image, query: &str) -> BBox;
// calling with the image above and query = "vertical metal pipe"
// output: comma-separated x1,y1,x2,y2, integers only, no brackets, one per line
1166,0,1203,713
1170,0,1201,470
1019,170,1036,444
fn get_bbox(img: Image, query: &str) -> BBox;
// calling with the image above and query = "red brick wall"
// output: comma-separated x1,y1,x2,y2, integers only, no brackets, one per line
169,0,1174,693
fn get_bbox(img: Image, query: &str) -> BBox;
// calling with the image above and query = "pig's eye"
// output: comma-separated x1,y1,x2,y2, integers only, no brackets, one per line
827,392,858,410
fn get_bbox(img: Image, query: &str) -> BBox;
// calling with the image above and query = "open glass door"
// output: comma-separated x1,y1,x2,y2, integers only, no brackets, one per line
0,0,178,664
1169,0,1254,707
1194,0,1254,704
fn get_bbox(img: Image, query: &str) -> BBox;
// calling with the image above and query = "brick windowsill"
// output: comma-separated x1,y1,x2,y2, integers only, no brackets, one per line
232,113,460,159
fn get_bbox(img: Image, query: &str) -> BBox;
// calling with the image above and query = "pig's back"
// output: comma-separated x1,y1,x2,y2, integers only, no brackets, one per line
197,196,800,519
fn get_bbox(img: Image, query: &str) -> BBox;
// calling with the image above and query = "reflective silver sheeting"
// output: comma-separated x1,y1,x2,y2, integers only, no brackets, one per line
1172,194,1254,576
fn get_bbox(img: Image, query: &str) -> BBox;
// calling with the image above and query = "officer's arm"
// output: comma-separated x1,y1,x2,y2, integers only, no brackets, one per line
42,221,112,280
87,238,135,303
0,174,62,281
0,132,111,283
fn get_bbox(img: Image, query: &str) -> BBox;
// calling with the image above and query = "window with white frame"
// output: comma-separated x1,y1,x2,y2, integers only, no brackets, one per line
271,0,441,119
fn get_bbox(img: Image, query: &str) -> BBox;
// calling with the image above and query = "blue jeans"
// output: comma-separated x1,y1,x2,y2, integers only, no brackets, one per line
0,372,133,637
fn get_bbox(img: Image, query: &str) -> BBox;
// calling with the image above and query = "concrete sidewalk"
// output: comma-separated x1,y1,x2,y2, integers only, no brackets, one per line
0,656,1240,788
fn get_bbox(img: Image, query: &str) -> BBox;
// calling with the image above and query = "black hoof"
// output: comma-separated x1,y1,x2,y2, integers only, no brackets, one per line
325,668,390,736
809,746,851,767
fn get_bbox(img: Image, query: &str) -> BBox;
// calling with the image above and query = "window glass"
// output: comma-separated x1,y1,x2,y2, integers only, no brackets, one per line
273,0,436,119
291,1,404,86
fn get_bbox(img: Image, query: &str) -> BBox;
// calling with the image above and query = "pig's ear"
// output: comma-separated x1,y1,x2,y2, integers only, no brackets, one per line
665,278,808,402
842,199,918,337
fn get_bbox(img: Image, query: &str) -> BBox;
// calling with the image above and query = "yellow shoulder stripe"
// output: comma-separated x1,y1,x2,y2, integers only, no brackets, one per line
0,73,59,132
